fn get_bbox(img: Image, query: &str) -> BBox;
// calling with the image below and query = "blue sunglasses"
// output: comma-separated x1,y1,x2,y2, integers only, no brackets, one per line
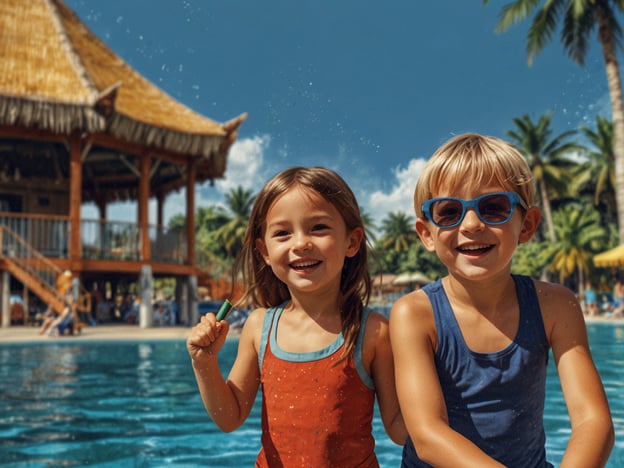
421,192,528,229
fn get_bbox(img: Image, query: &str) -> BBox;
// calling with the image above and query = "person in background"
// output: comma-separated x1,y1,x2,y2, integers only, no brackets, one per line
123,296,140,324
390,133,613,467
48,292,75,336
187,166,406,466
583,280,599,317
612,278,624,317
36,304,58,335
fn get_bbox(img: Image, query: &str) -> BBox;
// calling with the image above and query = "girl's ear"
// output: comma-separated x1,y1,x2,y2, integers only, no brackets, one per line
255,238,270,265
345,227,364,258
519,206,541,243
415,218,436,252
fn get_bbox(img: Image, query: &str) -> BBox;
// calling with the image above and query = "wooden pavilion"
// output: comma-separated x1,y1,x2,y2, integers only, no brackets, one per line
0,0,247,328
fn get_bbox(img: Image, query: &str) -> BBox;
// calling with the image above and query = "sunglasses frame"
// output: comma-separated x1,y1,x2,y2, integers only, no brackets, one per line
421,192,528,229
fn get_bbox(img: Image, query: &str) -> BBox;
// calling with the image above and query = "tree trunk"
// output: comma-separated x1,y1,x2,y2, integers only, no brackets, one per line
539,178,556,242
597,10,624,244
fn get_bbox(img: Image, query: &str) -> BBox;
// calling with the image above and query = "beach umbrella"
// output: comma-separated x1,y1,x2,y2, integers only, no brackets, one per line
392,272,432,286
594,245,624,267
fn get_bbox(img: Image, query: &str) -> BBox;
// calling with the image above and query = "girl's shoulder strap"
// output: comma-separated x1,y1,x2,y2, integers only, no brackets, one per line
354,308,375,389
257,302,286,370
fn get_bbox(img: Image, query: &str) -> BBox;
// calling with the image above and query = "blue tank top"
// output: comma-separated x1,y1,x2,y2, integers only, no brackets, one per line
402,275,553,468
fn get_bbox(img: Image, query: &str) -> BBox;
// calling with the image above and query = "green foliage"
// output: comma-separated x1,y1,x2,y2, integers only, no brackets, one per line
577,116,617,224
484,0,624,67
506,113,582,242
378,211,418,253
545,203,608,285
512,240,549,278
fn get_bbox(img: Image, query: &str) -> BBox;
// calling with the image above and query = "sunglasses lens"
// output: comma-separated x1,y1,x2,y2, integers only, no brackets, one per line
429,199,463,227
426,193,516,227
477,194,512,223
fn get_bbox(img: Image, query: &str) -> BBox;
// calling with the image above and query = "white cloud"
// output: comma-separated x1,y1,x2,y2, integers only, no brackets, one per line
366,158,427,224
170,134,270,221
216,134,269,193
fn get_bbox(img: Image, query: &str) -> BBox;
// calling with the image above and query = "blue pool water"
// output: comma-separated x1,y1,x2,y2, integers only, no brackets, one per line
1,322,622,467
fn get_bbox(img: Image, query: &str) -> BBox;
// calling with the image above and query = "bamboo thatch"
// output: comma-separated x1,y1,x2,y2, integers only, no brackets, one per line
0,0,246,165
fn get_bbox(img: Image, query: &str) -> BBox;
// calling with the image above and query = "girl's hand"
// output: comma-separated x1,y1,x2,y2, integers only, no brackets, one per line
186,313,230,363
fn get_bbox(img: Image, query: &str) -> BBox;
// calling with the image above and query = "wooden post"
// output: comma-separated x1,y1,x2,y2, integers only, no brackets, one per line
186,158,196,266
1,270,10,328
69,134,82,265
139,153,151,261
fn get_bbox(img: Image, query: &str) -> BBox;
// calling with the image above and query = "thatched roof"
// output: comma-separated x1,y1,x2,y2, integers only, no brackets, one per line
0,0,246,184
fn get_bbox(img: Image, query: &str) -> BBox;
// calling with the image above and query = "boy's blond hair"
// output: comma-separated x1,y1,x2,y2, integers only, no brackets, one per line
414,133,534,218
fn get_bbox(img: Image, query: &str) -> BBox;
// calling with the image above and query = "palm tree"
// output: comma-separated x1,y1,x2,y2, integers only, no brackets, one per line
371,211,418,275
379,211,418,254
483,0,624,243
544,203,608,295
196,205,230,234
360,208,378,245
577,116,617,222
214,186,255,260
506,113,580,242
194,205,231,270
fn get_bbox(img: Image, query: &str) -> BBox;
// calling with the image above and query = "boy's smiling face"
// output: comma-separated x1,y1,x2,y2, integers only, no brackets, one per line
416,182,540,282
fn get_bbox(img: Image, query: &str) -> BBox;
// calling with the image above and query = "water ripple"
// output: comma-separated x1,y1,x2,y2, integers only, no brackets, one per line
0,323,621,467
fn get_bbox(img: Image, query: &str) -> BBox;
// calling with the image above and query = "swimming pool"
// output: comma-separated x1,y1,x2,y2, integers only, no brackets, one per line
0,322,621,467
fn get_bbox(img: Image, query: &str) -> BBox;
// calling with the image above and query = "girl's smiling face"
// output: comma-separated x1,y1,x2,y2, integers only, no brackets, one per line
256,185,363,296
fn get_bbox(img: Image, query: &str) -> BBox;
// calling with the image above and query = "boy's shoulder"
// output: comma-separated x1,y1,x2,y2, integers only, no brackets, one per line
389,288,435,327
531,278,583,338
531,278,577,303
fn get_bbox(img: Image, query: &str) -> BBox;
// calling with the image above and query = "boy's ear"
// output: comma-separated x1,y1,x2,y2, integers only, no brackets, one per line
255,238,270,265
519,206,541,243
415,218,436,252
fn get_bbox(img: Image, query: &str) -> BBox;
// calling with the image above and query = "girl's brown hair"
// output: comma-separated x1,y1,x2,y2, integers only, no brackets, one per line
234,166,371,360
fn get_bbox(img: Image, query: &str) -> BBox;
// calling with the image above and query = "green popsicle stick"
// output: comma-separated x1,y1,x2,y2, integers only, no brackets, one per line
216,299,232,321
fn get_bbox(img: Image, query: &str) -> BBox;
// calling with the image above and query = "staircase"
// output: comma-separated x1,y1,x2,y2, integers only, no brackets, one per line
0,226,90,324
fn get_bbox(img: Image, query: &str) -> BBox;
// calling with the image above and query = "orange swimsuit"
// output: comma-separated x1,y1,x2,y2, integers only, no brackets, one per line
255,304,378,467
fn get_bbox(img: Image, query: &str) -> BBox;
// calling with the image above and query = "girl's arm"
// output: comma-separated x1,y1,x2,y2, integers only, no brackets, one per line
365,311,406,445
186,308,264,432
390,291,505,468
539,282,614,467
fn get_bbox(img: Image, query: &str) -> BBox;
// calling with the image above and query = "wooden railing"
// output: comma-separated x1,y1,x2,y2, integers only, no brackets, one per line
149,224,187,264
0,213,69,258
0,225,92,318
0,225,60,295
0,213,188,264
82,218,141,261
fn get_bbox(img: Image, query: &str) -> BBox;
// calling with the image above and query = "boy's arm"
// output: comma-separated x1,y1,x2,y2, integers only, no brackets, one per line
187,308,263,432
390,292,505,468
366,311,407,445
541,282,614,467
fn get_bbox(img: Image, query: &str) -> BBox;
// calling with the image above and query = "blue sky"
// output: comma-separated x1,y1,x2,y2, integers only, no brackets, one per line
67,0,611,228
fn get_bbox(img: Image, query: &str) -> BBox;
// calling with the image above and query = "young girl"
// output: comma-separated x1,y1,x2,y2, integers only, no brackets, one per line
187,166,405,466
390,133,613,467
